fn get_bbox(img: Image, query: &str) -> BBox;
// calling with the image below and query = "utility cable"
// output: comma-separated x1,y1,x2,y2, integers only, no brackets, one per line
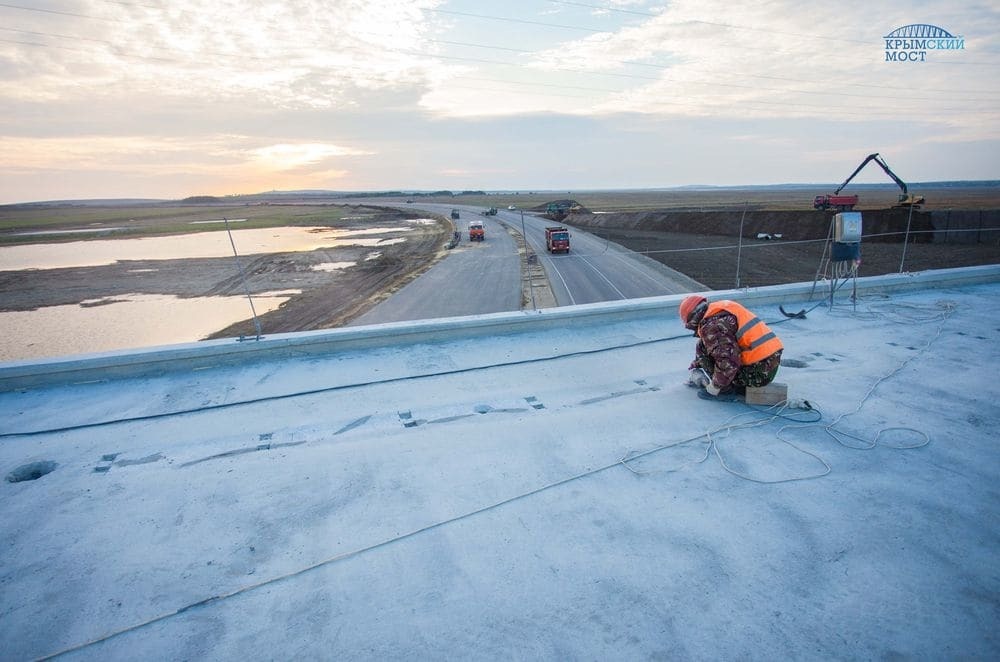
25,299,950,658
1,256,922,439
33,394,805,659
776,300,954,452
619,401,827,483
0,332,693,438
621,298,953,482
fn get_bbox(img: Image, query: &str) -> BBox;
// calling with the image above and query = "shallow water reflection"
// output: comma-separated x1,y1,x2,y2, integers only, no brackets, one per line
0,292,297,362
0,226,409,271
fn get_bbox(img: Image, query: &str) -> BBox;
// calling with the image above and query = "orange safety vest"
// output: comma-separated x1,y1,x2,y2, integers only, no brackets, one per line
700,300,783,365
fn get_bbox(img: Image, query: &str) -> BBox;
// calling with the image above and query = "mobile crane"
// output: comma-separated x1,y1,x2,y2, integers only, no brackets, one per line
814,153,924,210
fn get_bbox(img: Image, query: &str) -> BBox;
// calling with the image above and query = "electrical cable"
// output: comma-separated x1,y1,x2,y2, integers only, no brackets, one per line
619,401,827,483
3,11,998,111
1,244,937,439
23,296,953,658
776,299,954,452
33,431,668,659
0,331,694,438
621,297,953,483
29,392,813,660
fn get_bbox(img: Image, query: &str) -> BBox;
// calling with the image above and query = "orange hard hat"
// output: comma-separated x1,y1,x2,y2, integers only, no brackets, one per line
679,295,707,325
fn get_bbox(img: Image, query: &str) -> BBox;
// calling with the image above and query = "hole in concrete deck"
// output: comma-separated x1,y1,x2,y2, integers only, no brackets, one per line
6,461,58,483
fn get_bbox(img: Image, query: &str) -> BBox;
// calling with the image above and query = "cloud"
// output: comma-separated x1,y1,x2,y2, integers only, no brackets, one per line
512,0,1000,126
0,135,371,178
249,143,374,170
0,0,455,109
1,0,997,202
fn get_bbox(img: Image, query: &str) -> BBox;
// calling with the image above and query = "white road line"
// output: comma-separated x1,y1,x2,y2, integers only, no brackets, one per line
605,251,673,292
576,253,628,299
546,257,576,305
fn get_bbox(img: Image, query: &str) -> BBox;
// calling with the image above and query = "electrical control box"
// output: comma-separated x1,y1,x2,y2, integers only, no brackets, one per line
831,241,861,262
834,212,862,243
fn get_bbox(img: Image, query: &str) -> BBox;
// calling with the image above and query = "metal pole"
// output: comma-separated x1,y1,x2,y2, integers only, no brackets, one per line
224,216,262,340
898,202,915,273
521,209,536,311
735,200,747,289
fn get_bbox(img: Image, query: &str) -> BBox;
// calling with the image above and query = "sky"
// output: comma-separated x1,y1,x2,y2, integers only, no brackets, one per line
1,0,998,203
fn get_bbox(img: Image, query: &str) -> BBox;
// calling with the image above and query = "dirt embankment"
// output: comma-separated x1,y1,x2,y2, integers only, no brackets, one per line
206,216,452,338
566,208,1000,290
572,208,943,243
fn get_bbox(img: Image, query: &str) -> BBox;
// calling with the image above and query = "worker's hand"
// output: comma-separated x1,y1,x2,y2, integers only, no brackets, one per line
704,381,721,397
688,369,709,388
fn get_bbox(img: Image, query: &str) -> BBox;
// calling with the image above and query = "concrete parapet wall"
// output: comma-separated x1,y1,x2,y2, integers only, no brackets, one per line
2,265,998,392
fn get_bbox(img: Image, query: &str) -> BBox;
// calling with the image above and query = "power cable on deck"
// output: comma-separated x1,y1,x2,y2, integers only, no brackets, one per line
0,332,694,438
34,404,804,660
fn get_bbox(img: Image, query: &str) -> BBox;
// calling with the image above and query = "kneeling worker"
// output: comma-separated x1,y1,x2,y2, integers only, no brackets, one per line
679,295,783,398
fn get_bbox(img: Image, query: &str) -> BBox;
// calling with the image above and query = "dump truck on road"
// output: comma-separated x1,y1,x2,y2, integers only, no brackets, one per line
545,226,570,253
469,221,485,242
813,194,859,211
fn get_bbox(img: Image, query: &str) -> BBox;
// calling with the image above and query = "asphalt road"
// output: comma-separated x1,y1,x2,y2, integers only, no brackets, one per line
496,208,703,306
350,201,702,325
350,203,520,325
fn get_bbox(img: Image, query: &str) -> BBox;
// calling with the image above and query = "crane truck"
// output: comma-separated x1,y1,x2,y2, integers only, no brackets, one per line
815,153,924,210
545,226,570,253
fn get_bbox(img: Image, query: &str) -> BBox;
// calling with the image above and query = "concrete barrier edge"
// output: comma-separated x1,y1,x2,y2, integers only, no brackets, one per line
2,265,998,391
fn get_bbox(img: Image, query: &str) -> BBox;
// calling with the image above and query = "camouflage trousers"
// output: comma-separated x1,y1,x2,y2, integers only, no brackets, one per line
695,350,782,393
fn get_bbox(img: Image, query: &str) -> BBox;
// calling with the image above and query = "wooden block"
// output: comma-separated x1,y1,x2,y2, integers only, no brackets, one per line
746,382,788,405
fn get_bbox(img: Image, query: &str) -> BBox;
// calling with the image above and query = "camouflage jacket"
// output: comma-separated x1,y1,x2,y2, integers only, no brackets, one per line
688,309,781,390
689,310,743,389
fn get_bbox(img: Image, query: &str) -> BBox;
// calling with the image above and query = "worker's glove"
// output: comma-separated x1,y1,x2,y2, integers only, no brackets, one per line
687,368,710,389
704,381,721,397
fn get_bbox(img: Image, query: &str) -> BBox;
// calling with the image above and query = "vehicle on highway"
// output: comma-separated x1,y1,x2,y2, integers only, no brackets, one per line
451,209,460,219
508,205,517,210
469,221,485,242
545,226,570,253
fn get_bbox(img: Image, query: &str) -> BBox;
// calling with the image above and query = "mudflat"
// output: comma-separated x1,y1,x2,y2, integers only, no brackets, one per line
0,205,452,339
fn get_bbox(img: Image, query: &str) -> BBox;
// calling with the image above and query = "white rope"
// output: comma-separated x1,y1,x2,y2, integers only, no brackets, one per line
620,402,830,484
622,298,955,482
778,299,954,452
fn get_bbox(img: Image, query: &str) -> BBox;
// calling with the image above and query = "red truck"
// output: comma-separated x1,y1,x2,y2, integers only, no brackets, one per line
813,194,859,211
468,221,485,242
545,226,570,253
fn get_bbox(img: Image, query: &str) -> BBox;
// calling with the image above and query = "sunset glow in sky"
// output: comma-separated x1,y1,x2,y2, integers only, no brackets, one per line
1,0,998,203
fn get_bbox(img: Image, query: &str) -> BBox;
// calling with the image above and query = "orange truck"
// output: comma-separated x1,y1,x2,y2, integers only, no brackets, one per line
545,226,570,253
468,221,485,242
